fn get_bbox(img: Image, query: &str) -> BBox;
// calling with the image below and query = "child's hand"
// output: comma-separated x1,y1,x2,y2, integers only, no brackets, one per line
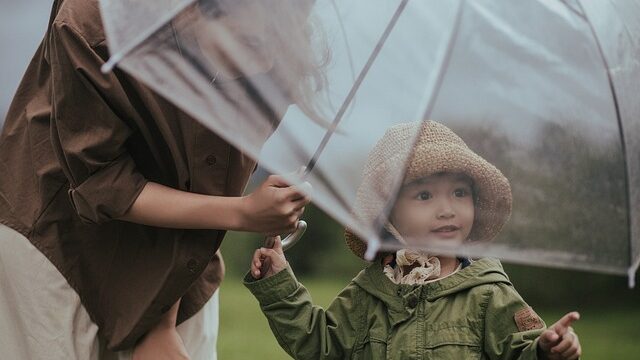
251,236,288,279
537,311,581,360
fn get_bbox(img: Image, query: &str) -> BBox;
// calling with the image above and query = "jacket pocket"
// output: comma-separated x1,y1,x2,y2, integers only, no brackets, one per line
424,323,482,359
352,336,387,360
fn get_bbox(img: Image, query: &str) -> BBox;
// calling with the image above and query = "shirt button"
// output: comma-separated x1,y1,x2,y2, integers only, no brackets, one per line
187,259,199,273
205,154,217,166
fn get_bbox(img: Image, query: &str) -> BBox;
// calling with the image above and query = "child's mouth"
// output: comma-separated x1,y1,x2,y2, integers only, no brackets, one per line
431,225,460,237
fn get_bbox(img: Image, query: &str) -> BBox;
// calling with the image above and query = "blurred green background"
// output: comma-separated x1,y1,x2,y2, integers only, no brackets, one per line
217,204,640,359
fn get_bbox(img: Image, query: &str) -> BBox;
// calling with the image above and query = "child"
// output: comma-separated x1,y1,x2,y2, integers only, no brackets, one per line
244,121,582,360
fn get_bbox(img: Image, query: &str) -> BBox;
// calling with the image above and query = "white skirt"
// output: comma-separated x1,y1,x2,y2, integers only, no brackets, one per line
0,223,219,360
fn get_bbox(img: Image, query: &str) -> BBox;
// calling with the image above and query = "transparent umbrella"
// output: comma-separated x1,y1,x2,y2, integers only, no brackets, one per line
99,0,639,287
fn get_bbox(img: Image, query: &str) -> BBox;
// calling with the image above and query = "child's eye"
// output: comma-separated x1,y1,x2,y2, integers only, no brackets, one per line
454,188,470,197
415,191,431,200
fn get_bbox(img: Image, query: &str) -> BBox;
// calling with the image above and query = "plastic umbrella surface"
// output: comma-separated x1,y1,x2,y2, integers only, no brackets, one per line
99,0,639,287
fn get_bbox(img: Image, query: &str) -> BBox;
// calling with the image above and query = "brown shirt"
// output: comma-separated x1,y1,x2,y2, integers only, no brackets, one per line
0,0,287,350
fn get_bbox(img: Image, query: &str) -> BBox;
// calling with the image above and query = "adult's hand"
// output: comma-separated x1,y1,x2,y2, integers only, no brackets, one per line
239,175,311,236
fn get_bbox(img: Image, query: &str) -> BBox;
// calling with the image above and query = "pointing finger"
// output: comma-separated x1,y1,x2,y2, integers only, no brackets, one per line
551,312,580,336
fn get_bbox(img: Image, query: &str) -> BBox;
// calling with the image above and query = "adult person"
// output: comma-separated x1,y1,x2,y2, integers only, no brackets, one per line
0,0,325,358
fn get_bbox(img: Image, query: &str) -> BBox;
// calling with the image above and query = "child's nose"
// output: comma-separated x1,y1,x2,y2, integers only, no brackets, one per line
436,199,455,219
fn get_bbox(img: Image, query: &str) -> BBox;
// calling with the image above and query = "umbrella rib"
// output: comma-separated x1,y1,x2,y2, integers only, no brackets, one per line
304,0,410,176
576,0,634,283
101,0,197,73
418,0,465,125
330,0,357,83
367,0,467,259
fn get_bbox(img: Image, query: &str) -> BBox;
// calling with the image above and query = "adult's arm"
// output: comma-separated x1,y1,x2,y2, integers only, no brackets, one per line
49,21,307,235
120,176,308,236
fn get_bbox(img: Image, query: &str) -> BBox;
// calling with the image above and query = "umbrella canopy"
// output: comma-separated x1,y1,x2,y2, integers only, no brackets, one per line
99,0,639,287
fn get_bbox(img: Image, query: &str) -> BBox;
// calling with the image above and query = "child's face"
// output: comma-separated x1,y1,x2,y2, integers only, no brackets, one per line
390,173,474,246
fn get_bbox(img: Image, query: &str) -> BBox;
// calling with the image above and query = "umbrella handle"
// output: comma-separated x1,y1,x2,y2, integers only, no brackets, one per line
264,220,307,251
282,220,307,251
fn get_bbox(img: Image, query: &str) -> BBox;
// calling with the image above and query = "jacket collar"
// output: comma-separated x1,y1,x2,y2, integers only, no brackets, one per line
353,258,512,326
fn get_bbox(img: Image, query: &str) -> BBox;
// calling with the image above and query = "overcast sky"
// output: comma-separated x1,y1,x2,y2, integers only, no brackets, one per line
0,0,51,125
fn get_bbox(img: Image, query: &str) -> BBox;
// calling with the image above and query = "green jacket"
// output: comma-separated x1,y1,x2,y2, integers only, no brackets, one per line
244,258,545,359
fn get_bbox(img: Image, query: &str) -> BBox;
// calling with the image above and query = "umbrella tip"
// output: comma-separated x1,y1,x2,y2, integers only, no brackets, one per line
364,239,380,261
101,61,115,74
101,53,123,74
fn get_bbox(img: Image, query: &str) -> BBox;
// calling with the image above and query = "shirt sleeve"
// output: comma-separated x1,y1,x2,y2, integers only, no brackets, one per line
244,265,363,360
483,283,545,360
48,20,148,224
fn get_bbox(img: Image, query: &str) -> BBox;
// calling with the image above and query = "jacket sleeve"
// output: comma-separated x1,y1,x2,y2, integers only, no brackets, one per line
244,264,363,360
48,20,148,224
483,283,545,360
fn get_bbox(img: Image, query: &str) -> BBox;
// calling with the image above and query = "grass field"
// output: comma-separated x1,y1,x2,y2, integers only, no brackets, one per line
219,276,640,359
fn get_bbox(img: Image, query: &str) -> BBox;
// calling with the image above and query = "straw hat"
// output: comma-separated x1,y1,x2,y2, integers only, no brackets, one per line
345,120,512,259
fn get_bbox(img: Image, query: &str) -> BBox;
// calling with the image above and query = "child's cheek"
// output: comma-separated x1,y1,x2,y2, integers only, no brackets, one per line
461,200,475,224
405,209,433,239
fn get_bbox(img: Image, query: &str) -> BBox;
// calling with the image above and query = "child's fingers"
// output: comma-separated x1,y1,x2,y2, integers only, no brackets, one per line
561,344,581,360
551,331,580,358
260,254,272,276
561,331,581,360
538,329,560,351
271,236,284,254
263,236,278,249
564,342,581,360
260,247,285,260
251,260,261,277
253,257,262,270
251,249,263,265
550,336,572,355
251,249,262,278
550,311,580,335
566,353,581,360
